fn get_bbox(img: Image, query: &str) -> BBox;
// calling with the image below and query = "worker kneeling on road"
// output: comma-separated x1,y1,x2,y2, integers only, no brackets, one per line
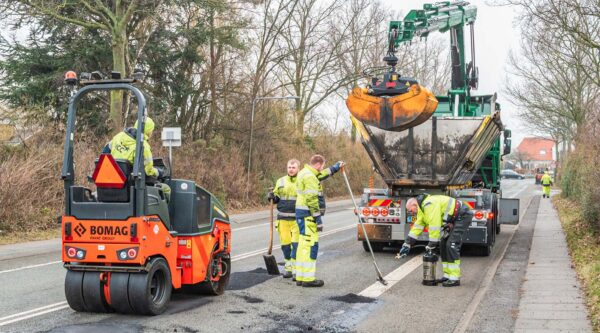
295,155,343,287
401,195,473,287
107,116,171,200
541,170,553,198
268,159,302,279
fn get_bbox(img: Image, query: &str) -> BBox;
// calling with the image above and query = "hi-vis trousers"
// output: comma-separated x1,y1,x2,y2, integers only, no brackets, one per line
295,216,318,282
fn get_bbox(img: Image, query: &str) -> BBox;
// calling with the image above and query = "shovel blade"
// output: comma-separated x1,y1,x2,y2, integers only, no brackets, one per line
263,254,280,275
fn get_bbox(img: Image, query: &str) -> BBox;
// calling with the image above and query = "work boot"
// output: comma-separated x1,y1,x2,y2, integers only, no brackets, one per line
296,280,303,286
302,279,325,288
282,271,293,279
436,277,449,284
442,280,460,287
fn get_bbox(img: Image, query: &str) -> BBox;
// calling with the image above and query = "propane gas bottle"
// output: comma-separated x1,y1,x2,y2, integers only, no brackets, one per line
422,250,439,286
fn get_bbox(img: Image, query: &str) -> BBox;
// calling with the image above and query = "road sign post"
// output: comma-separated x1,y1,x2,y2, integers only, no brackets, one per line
161,127,181,165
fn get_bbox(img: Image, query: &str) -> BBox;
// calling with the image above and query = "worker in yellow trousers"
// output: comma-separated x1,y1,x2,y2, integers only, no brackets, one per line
268,159,301,278
541,170,553,198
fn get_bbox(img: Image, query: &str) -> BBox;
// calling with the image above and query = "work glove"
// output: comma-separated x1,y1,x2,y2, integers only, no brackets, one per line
267,192,279,203
330,161,345,173
398,243,411,258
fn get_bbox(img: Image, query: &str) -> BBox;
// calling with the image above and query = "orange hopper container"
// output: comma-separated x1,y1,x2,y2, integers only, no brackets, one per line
346,84,438,132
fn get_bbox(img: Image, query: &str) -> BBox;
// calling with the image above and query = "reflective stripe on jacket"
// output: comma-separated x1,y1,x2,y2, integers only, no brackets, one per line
274,175,298,220
110,128,157,177
408,195,457,242
296,164,321,218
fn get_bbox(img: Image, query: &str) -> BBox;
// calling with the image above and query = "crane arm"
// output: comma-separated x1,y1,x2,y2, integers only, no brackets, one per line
389,1,477,48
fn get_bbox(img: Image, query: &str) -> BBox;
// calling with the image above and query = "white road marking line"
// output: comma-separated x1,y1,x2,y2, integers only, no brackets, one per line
0,302,69,327
0,260,62,275
0,223,356,326
232,222,269,231
358,256,423,299
0,302,67,321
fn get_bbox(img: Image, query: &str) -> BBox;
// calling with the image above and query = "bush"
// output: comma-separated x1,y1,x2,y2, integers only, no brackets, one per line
560,134,600,232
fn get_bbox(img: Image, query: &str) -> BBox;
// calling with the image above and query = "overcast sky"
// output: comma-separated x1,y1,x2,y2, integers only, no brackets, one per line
379,0,529,146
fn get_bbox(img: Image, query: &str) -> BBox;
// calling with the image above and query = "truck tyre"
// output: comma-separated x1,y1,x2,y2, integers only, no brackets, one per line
65,270,86,312
496,223,501,234
479,243,492,256
128,257,172,315
363,241,385,252
192,245,231,295
82,272,112,313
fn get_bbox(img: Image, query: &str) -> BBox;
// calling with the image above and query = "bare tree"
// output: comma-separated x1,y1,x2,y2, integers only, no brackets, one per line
504,15,599,146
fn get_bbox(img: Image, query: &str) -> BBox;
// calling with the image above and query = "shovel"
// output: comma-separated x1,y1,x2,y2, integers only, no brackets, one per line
263,195,280,275
340,164,387,285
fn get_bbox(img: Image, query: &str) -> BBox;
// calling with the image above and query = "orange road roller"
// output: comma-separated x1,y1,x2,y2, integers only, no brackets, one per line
60,72,231,315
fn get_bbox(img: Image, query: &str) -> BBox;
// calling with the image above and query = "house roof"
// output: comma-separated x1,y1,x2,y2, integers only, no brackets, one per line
517,137,555,161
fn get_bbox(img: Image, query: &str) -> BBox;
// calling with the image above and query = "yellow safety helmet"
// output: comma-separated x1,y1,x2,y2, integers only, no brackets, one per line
134,117,155,136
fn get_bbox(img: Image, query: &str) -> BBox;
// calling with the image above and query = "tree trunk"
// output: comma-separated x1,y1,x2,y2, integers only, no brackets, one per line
295,99,304,135
110,26,127,132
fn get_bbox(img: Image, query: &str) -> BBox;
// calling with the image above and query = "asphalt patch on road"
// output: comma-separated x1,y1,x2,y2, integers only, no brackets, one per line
329,293,376,304
227,267,279,290
164,294,213,315
227,310,247,314
238,294,264,303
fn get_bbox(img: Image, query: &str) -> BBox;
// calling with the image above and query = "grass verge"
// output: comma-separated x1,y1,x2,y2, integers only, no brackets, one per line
554,196,600,332
0,228,61,245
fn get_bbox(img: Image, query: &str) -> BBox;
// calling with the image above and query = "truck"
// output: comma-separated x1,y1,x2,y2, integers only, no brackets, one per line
345,1,520,256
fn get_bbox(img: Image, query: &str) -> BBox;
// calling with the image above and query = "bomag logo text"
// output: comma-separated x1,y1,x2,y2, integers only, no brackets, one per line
90,226,128,236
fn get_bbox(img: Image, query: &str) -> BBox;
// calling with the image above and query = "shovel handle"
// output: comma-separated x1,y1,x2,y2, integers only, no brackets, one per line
268,187,274,255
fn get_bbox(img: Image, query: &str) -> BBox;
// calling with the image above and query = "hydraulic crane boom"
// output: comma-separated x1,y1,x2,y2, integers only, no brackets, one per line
386,1,478,115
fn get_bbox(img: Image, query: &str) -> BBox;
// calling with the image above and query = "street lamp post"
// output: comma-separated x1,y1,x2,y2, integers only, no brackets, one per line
247,95,300,191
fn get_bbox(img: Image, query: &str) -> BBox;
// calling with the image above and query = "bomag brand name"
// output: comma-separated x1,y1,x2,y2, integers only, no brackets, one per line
90,226,128,236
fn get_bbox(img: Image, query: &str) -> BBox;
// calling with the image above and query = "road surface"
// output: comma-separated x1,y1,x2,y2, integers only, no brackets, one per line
0,179,537,332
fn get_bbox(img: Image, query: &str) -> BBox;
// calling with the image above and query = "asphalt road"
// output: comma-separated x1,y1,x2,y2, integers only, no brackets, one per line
0,179,536,333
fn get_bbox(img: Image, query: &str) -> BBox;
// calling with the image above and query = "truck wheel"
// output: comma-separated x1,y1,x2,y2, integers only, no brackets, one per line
65,270,86,312
362,241,384,252
192,245,231,296
479,244,492,256
128,257,172,315
496,223,501,234
109,273,134,314
82,272,112,313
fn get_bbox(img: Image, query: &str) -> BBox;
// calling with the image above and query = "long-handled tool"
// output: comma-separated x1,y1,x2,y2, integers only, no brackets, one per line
340,165,387,285
263,191,280,275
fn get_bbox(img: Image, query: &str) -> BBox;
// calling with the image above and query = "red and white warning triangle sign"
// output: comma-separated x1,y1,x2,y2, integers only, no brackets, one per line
92,154,126,188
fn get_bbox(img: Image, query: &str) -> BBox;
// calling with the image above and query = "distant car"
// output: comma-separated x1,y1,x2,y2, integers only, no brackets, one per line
501,169,524,179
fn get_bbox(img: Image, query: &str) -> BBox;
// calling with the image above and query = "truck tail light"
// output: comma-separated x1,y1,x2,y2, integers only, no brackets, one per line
474,211,485,220
362,208,370,216
380,208,389,217
487,212,495,220
130,223,138,243
371,208,380,216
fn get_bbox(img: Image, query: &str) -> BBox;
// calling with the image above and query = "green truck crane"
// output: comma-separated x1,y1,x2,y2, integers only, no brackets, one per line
346,1,520,256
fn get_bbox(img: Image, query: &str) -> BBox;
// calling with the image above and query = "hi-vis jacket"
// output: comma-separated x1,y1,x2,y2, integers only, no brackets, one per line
408,195,457,243
274,175,298,220
316,166,337,215
110,128,158,177
296,164,321,219
541,173,553,186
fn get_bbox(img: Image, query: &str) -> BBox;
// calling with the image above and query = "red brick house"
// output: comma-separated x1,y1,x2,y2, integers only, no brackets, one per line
516,137,555,169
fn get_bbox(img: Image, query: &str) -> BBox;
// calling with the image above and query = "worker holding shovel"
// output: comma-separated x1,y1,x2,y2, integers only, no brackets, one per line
268,159,302,278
